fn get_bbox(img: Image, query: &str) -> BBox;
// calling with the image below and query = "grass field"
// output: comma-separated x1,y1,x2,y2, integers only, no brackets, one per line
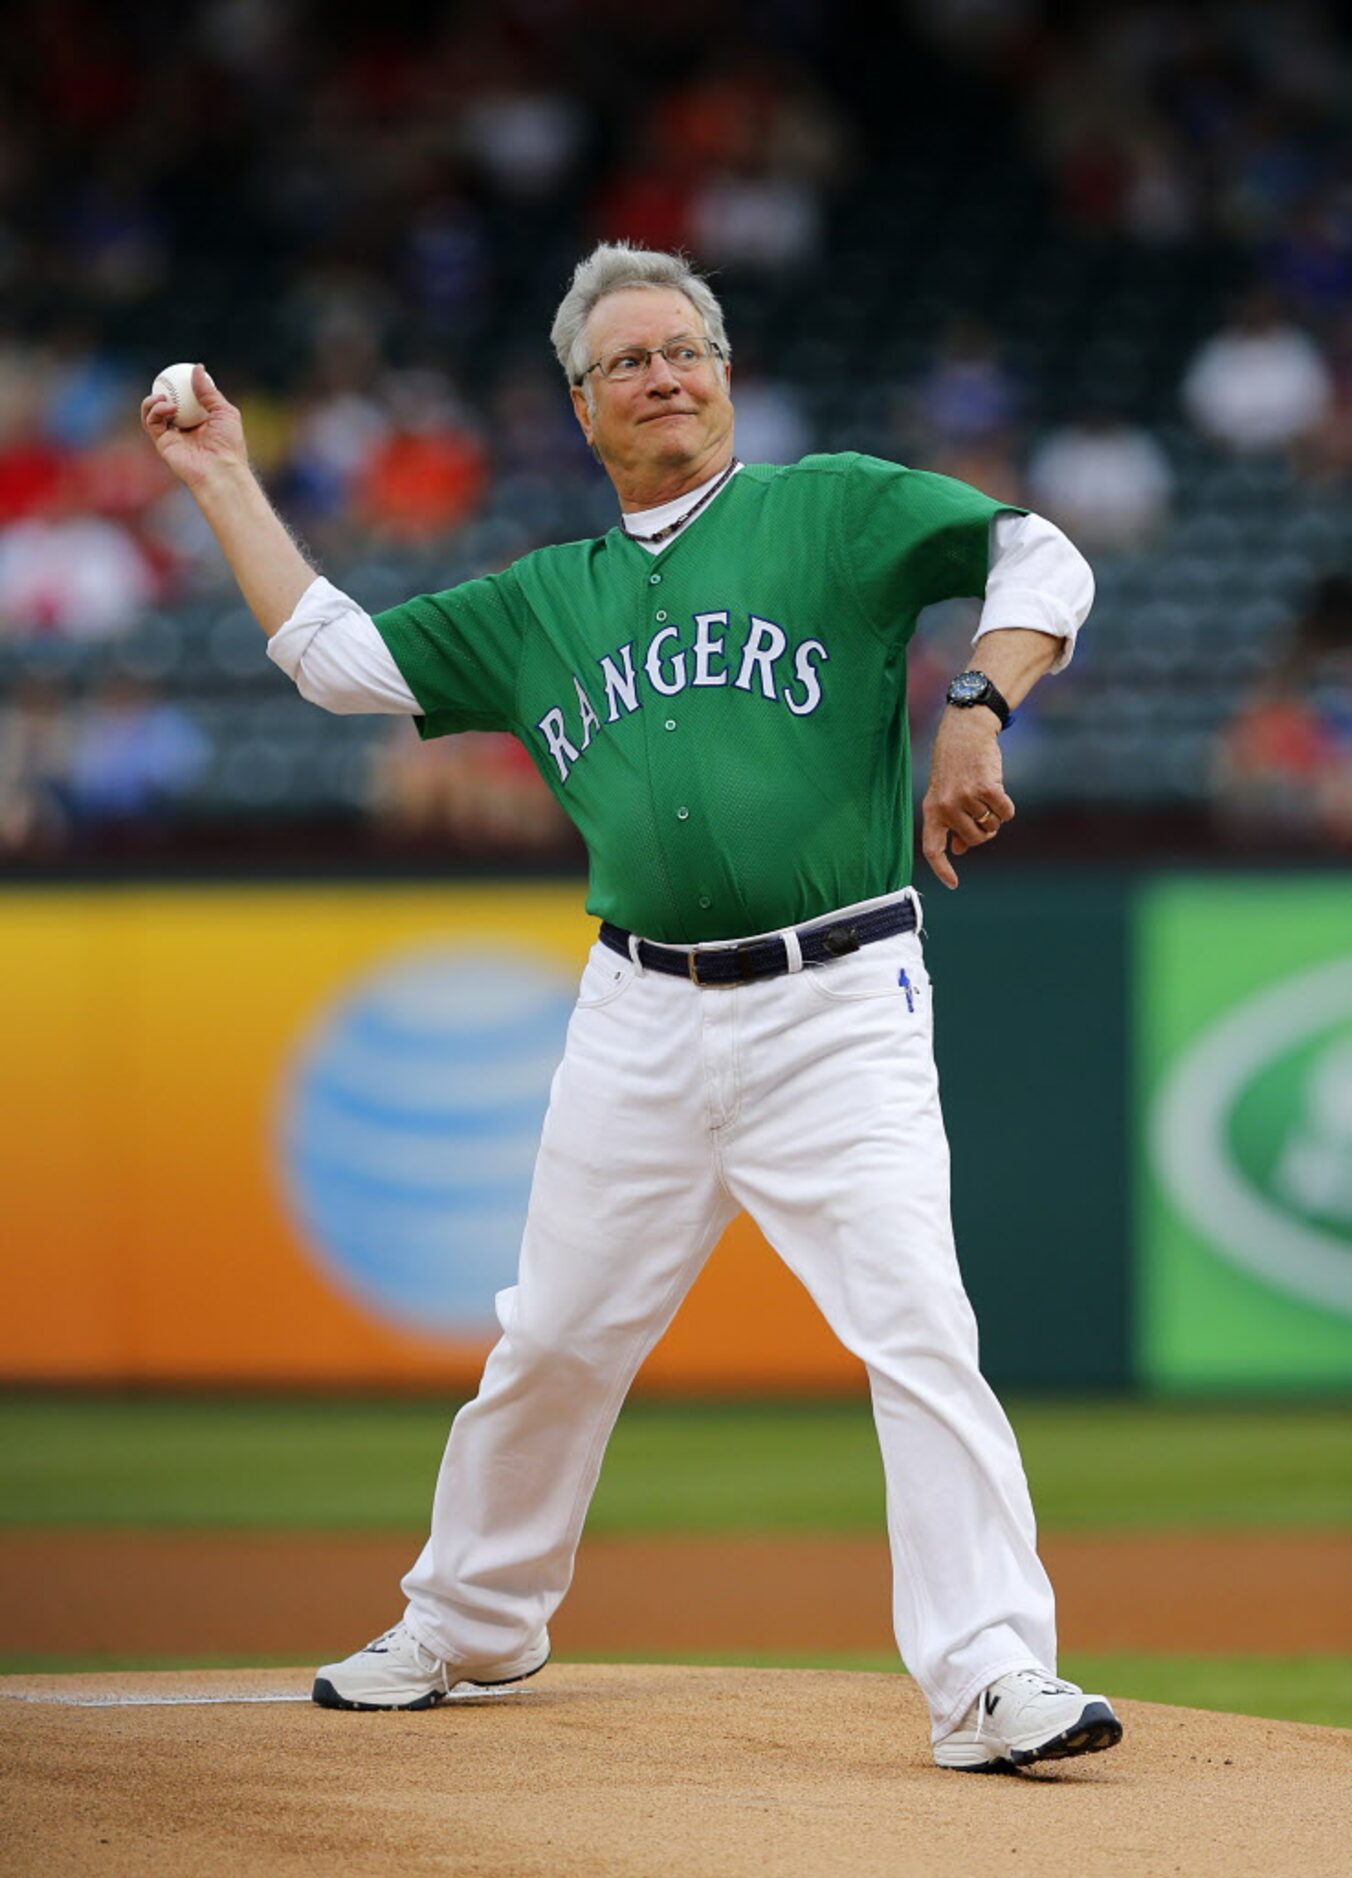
3,1395,1349,1531
599,1654,1352,1729
3,1394,1348,1726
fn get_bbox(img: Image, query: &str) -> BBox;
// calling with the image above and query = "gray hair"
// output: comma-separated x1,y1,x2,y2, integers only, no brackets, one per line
550,242,731,393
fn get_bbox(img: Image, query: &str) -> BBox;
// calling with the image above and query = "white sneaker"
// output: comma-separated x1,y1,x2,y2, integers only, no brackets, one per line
312,1620,551,1711
933,1667,1122,1772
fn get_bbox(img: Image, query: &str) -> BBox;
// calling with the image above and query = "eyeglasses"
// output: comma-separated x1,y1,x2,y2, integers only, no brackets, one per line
578,336,725,385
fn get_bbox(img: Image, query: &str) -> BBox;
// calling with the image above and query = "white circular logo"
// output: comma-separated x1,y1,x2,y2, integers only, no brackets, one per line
1152,957,1352,1316
277,944,574,1334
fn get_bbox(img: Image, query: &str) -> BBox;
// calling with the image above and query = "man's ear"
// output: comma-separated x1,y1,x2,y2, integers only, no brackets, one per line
570,383,594,447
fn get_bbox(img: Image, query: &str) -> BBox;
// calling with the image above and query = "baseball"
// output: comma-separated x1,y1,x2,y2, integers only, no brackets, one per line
151,362,207,429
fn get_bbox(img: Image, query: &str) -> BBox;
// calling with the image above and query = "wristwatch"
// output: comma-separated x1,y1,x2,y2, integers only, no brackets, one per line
944,670,1011,729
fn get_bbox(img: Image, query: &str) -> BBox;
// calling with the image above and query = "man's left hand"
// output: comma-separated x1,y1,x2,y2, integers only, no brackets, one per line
921,709,1015,889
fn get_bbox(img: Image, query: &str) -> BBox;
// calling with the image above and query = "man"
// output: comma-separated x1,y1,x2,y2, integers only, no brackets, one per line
142,242,1120,1772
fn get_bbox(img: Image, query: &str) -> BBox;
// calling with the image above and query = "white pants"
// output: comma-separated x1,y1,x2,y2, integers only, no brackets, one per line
401,894,1057,1736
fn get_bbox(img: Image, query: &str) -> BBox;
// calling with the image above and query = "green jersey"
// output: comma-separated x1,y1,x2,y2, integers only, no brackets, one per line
374,452,1014,944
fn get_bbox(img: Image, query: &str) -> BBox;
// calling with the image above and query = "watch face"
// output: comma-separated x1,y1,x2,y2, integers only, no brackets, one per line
948,673,987,704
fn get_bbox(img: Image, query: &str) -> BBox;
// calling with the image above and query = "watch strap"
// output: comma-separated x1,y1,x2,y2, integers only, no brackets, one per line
946,670,1011,728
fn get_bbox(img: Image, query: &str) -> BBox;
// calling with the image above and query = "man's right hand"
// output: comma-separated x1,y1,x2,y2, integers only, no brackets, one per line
139,363,314,636
141,364,246,490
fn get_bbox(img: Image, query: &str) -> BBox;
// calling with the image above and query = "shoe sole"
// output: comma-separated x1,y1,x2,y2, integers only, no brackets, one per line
1008,1703,1124,1767
312,1648,551,1712
935,1702,1123,1773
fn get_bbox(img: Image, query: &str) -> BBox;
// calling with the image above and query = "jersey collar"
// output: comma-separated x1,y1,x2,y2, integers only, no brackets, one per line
613,459,744,559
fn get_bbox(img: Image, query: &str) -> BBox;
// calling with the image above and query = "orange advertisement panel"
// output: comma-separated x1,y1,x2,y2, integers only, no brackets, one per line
0,885,863,1393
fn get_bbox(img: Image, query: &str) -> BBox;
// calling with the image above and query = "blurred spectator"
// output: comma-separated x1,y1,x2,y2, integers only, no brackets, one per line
999,6,1351,257
899,318,1022,495
1025,408,1173,551
0,347,65,523
39,325,132,449
1119,130,1198,247
1299,311,1352,483
930,436,1023,508
371,725,569,853
691,164,822,273
1055,124,1131,233
3,0,1352,863
354,371,487,544
460,84,587,202
66,674,207,825
1182,290,1334,454
602,56,845,271
905,0,1037,61
727,374,812,466
229,381,296,482
906,596,987,741
403,188,492,336
913,319,1019,450
67,412,176,530
593,144,696,255
1262,191,1352,323
655,56,847,187
1212,575,1352,847
488,361,594,481
0,486,156,640
0,675,71,854
286,384,389,525
653,59,784,173
1215,104,1319,247
58,161,169,304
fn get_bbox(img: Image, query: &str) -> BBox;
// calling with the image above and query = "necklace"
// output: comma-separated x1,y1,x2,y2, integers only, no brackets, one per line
620,458,741,547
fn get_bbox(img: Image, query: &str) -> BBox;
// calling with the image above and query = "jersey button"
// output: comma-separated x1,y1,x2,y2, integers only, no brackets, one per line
649,573,662,586
655,609,668,622
664,718,677,731
698,895,712,910
676,806,689,820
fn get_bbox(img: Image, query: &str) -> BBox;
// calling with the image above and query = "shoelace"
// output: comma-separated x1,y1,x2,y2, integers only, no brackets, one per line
1009,1670,1080,1696
362,1623,452,1693
976,1669,1080,1740
362,1626,402,1656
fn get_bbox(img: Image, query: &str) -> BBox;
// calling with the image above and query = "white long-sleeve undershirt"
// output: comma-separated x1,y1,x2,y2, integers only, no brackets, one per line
267,474,1093,713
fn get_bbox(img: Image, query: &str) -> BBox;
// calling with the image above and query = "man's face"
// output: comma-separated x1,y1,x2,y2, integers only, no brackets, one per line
569,287,734,487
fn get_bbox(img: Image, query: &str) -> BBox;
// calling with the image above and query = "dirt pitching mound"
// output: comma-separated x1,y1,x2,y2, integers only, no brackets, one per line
3,1664,1348,1878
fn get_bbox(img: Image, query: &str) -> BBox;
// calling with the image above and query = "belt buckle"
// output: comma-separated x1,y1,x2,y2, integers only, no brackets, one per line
687,944,751,987
687,940,761,987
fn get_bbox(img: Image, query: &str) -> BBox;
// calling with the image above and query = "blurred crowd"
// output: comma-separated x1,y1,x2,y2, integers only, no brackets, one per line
2,0,1352,860
1213,575,1352,848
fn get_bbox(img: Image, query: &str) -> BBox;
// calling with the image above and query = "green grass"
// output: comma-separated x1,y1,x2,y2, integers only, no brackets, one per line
1,1395,1348,1533
2,1648,1346,1730
592,1653,1352,1730
1061,1653,1352,1729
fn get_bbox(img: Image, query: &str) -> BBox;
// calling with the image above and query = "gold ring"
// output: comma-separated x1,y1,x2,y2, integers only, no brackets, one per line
975,808,994,827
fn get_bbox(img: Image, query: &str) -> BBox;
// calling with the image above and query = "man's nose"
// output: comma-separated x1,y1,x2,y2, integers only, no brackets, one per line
646,353,682,392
